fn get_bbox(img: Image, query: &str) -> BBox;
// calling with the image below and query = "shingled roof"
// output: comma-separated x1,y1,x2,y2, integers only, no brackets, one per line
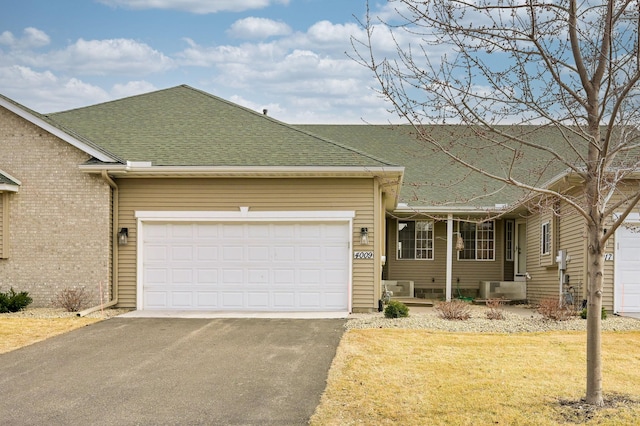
47,85,396,169
299,124,586,209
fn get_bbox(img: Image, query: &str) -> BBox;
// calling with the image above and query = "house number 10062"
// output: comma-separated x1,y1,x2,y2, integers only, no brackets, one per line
354,251,374,259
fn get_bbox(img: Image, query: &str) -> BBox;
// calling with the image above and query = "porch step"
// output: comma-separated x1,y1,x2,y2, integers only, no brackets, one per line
391,297,434,307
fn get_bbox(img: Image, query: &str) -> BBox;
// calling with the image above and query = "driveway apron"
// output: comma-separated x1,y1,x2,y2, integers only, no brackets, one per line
0,317,346,425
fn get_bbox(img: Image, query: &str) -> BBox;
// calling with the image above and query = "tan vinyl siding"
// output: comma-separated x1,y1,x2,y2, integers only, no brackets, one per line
0,192,6,258
525,212,558,303
116,177,380,311
385,218,505,298
558,200,588,307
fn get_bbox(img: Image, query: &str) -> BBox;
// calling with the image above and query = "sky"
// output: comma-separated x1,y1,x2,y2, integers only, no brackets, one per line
0,0,405,124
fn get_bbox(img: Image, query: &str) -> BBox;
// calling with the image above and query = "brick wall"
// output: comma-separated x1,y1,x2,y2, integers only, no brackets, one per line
0,106,111,307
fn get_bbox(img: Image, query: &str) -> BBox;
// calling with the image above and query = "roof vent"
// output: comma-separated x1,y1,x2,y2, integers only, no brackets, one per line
262,109,268,116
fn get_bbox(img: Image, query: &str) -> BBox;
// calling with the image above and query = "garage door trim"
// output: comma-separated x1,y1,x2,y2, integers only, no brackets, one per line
135,209,356,312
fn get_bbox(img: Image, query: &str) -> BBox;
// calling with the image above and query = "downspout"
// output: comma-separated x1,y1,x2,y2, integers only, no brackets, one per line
77,170,119,316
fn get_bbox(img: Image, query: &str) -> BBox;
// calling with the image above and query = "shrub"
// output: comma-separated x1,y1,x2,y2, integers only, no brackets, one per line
580,307,608,320
537,297,573,321
436,299,471,320
52,287,91,312
0,288,33,313
485,298,506,320
384,300,410,318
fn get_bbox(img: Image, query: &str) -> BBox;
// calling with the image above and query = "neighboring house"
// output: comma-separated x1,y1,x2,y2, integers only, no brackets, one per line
301,125,640,313
1,85,638,314
0,95,113,307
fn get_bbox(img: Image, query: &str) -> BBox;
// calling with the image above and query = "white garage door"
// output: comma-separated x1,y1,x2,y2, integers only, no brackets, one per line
141,221,350,311
615,220,640,313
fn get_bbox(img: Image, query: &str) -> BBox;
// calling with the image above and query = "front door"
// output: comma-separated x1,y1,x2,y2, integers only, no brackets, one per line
515,221,527,277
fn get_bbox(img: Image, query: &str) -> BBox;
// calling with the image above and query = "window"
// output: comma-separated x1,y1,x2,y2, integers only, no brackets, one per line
541,221,551,255
458,221,495,260
505,220,514,262
397,220,433,260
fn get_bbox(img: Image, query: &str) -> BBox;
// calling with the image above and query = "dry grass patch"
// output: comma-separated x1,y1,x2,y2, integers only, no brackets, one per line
311,329,640,426
0,317,101,354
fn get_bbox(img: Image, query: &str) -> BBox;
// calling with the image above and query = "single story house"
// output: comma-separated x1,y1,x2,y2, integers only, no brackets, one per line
1,85,638,314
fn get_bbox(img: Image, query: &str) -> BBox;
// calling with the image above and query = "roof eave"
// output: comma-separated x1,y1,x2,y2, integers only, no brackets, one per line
0,184,19,193
79,164,405,179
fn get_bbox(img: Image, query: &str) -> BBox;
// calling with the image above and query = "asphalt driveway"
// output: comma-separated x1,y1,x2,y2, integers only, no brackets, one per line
0,317,346,425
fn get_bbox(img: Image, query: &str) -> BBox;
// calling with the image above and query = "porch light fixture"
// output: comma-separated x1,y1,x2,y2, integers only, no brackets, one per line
118,228,129,246
360,227,369,245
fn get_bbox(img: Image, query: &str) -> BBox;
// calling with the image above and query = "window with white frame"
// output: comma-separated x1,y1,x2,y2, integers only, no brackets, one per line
541,221,551,255
458,221,495,260
505,220,514,262
397,220,434,260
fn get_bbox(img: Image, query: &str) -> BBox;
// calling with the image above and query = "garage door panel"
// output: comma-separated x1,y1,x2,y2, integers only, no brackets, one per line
273,292,295,307
299,292,321,307
197,269,218,284
248,292,269,307
616,224,640,312
299,269,321,285
145,291,168,308
248,269,269,283
197,246,218,261
274,269,295,285
171,292,193,307
145,245,168,262
142,221,349,311
248,246,269,261
197,292,218,307
221,292,244,308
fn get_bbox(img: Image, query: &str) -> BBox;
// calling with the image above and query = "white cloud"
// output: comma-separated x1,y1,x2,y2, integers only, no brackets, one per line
98,0,289,14
0,66,110,112
33,38,174,75
0,27,50,49
227,17,292,39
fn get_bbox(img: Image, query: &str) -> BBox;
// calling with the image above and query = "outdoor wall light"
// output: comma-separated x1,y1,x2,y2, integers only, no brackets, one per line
118,228,129,246
360,227,369,245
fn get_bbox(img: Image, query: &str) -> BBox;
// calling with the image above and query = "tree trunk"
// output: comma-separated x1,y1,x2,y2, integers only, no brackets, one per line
585,218,605,406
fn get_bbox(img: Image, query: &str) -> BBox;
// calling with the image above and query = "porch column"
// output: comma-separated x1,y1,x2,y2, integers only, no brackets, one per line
446,214,453,301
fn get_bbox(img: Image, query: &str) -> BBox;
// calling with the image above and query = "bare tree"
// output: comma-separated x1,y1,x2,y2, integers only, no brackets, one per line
354,0,640,406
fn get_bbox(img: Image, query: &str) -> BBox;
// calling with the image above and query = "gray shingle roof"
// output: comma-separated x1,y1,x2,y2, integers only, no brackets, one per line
47,86,396,168
299,124,583,208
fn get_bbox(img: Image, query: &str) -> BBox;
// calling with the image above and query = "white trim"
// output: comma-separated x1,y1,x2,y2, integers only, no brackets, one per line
614,212,640,313
135,209,356,221
0,97,117,163
135,209,356,313
0,184,19,193
81,164,405,178
541,221,551,255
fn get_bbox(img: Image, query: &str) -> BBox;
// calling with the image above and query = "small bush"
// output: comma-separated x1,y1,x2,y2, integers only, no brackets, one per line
436,299,471,320
384,300,410,318
52,287,91,312
0,287,33,313
537,297,573,321
485,298,506,320
580,307,607,320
